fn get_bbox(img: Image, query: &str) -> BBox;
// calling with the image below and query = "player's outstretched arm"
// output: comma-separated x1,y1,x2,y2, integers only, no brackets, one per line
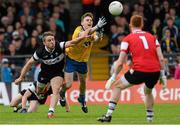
156,46,167,89
14,57,36,85
105,52,127,89
89,17,107,34
65,29,91,48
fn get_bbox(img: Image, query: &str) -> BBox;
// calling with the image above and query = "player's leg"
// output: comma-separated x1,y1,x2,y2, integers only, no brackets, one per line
77,73,88,113
28,101,39,113
65,97,70,112
48,76,63,118
10,93,23,112
97,76,132,122
59,72,73,107
59,56,75,107
144,86,154,123
144,72,160,123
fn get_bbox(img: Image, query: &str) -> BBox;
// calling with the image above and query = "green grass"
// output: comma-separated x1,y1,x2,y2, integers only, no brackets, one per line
0,104,180,124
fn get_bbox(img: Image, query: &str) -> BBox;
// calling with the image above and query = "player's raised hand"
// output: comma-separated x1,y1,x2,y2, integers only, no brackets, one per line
96,17,107,29
105,74,116,90
14,77,24,85
96,28,104,39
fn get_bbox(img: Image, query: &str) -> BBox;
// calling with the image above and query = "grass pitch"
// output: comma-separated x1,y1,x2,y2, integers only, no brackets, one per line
0,104,180,124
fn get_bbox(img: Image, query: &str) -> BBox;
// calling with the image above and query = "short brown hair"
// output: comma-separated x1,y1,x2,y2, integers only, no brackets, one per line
130,15,143,28
42,31,54,42
81,12,93,22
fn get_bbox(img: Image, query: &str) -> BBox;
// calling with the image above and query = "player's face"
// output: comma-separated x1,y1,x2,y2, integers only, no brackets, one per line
81,16,93,29
43,36,55,50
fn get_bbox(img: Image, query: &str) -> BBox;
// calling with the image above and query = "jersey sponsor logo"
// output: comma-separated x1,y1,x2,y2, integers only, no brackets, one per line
42,54,64,65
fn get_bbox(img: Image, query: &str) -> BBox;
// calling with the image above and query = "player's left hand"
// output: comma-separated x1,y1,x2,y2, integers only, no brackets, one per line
96,17,107,29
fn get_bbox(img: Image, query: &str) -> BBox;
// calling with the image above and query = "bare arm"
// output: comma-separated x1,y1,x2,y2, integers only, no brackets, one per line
14,57,36,85
113,52,128,76
156,46,165,70
156,46,167,89
105,52,127,89
65,29,91,48
89,17,107,34
22,90,32,109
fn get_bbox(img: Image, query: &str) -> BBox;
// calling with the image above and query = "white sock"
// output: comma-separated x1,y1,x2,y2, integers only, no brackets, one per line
146,109,154,118
48,108,54,112
106,101,117,117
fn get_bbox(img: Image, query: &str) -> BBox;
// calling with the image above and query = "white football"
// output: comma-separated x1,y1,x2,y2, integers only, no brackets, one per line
109,1,123,16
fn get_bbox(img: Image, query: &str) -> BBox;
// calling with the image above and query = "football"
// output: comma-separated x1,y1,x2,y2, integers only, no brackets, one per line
109,1,123,16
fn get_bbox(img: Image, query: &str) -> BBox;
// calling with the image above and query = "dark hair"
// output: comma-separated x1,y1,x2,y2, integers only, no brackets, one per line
81,12,93,22
42,31,55,42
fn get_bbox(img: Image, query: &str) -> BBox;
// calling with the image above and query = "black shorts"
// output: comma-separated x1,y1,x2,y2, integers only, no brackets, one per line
37,88,52,104
20,89,38,102
20,88,52,104
38,70,64,84
124,70,160,89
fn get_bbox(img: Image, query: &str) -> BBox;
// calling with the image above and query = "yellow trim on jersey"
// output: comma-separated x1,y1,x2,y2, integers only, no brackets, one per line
66,26,96,62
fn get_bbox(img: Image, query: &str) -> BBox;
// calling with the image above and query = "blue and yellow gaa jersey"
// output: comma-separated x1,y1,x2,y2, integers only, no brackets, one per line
66,26,96,62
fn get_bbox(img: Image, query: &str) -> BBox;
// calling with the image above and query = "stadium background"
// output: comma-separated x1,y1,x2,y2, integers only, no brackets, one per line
0,0,180,124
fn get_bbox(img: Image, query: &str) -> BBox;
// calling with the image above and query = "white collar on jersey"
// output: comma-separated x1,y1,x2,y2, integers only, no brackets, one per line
45,46,55,53
132,28,142,33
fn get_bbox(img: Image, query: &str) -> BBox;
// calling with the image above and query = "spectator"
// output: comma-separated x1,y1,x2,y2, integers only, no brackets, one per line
0,58,13,100
169,8,180,27
34,64,41,81
151,18,162,40
174,56,180,79
0,31,6,56
153,6,162,21
162,17,179,40
161,29,178,53
81,0,94,13
160,0,170,21
110,33,125,63
58,1,71,34
25,37,39,54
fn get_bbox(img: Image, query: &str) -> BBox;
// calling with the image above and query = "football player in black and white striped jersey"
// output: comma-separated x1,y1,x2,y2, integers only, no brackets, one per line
10,82,70,113
14,31,90,118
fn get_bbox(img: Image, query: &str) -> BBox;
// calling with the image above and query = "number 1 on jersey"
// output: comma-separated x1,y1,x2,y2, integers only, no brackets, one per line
139,36,149,49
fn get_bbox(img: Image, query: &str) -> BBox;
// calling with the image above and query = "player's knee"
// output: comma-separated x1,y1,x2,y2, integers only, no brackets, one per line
114,81,126,90
52,88,60,95
144,86,152,95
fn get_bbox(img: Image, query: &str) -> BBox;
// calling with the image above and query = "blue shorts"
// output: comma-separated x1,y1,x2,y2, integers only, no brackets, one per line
65,56,87,74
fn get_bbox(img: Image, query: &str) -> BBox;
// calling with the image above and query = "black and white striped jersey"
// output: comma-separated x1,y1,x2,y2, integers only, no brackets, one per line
33,42,66,73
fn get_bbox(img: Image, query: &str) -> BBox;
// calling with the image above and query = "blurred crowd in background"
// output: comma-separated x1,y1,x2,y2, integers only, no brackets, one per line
0,0,180,86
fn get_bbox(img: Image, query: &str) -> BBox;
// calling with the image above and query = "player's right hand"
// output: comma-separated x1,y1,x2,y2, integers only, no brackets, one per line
14,77,24,85
159,76,167,90
105,76,116,90
96,17,107,29
159,70,167,90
